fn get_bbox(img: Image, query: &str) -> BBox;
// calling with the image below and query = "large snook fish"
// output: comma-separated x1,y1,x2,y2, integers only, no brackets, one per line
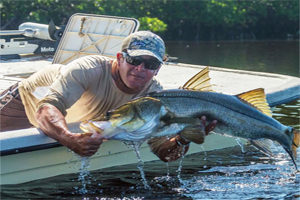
80,67,299,168
80,88,299,168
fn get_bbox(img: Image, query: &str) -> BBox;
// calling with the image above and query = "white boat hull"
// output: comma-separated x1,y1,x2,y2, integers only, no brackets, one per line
1,133,244,185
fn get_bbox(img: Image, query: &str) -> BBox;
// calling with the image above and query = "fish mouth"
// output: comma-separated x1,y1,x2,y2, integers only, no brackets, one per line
80,121,127,139
80,121,104,134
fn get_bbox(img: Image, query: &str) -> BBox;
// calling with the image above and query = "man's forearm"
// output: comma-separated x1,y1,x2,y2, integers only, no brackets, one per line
36,104,72,145
36,104,103,157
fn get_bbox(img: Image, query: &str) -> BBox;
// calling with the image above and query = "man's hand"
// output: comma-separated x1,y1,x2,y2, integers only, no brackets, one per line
180,116,217,144
65,132,103,157
148,116,217,162
36,104,103,157
147,135,189,162
202,116,218,135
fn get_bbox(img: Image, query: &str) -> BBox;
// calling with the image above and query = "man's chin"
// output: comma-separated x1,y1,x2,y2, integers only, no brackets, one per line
129,78,146,86
127,82,145,91
129,85,144,92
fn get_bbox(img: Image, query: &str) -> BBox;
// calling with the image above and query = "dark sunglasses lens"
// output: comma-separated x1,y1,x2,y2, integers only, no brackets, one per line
126,56,142,66
144,60,161,70
125,54,161,70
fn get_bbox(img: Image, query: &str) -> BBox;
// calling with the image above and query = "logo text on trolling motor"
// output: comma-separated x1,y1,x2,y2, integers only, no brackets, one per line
41,47,55,52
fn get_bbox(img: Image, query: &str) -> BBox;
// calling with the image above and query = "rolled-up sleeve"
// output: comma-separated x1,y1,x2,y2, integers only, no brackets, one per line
37,57,93,115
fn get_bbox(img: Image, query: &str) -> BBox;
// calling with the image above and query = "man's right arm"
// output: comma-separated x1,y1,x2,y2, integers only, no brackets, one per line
36,104,103,157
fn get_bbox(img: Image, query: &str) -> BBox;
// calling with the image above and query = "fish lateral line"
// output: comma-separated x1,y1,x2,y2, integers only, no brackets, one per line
151,90,282,130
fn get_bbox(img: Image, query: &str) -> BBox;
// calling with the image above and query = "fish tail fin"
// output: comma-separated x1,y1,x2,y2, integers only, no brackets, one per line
292,129,300,159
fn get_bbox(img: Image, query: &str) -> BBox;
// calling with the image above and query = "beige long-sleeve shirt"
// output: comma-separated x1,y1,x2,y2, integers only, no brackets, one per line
18,55,162,127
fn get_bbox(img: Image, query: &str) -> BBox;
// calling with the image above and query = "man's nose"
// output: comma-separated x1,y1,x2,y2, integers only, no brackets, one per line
134,63,146,71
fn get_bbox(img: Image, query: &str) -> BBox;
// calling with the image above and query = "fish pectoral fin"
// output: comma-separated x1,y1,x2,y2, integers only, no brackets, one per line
160,109,177,124
181,66,214,92
236,88,272,117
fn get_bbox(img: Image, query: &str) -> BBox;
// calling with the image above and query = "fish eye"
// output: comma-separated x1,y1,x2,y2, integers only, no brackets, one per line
285,127,293,135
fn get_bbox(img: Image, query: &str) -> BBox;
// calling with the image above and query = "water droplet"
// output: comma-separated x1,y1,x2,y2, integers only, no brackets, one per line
166,162,170,179
77,156,92,194
176,145,187,183
126,141,151,190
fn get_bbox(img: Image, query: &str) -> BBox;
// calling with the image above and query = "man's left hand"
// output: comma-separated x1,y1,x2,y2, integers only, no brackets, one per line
148,116,217,162
179,116,217,144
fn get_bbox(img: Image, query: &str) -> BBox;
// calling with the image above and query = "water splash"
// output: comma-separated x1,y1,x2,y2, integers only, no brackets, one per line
125,141,151,190
176,145,188,183
70,151,96,193
166,162,170,179
77,156,92,194
152,163,172,186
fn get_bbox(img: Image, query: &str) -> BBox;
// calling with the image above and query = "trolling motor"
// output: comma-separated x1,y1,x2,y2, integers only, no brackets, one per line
0,21,65,59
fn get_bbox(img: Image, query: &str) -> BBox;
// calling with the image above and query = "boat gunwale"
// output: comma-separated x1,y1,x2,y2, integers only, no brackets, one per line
0,142,61,156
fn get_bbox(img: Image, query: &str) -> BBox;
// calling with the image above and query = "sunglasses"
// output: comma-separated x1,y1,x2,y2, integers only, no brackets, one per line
122,53,161,70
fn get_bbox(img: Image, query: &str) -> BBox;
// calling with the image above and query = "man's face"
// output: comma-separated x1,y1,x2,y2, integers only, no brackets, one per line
117,53,161,91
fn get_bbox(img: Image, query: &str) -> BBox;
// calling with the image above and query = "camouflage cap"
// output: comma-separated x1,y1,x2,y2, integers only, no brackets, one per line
121,31,165,63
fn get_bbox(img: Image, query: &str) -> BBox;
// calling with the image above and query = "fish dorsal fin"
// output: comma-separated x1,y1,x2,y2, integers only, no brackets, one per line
181,66,214,92
237,88,272,117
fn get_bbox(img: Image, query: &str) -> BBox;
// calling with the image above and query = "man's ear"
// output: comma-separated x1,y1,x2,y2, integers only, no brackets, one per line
116,52,124,64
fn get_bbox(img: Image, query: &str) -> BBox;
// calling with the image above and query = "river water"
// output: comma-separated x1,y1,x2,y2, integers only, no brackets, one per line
166,40,299,76
1,40,300,199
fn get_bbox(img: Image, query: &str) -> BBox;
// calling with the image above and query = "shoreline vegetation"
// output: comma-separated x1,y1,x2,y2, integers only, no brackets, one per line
1,0,299,41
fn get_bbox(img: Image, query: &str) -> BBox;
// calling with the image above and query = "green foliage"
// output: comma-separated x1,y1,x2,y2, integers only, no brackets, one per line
0,0,298,40
138,17,167,33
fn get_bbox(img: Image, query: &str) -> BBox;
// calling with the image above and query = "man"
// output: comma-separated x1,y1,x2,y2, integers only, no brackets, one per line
0,31,216,161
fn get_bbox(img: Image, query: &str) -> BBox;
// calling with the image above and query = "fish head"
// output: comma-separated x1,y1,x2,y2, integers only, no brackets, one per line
80,97,169,140
105,97,167,131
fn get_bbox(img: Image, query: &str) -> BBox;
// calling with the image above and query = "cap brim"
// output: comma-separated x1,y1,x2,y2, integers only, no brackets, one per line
127,49,163,63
